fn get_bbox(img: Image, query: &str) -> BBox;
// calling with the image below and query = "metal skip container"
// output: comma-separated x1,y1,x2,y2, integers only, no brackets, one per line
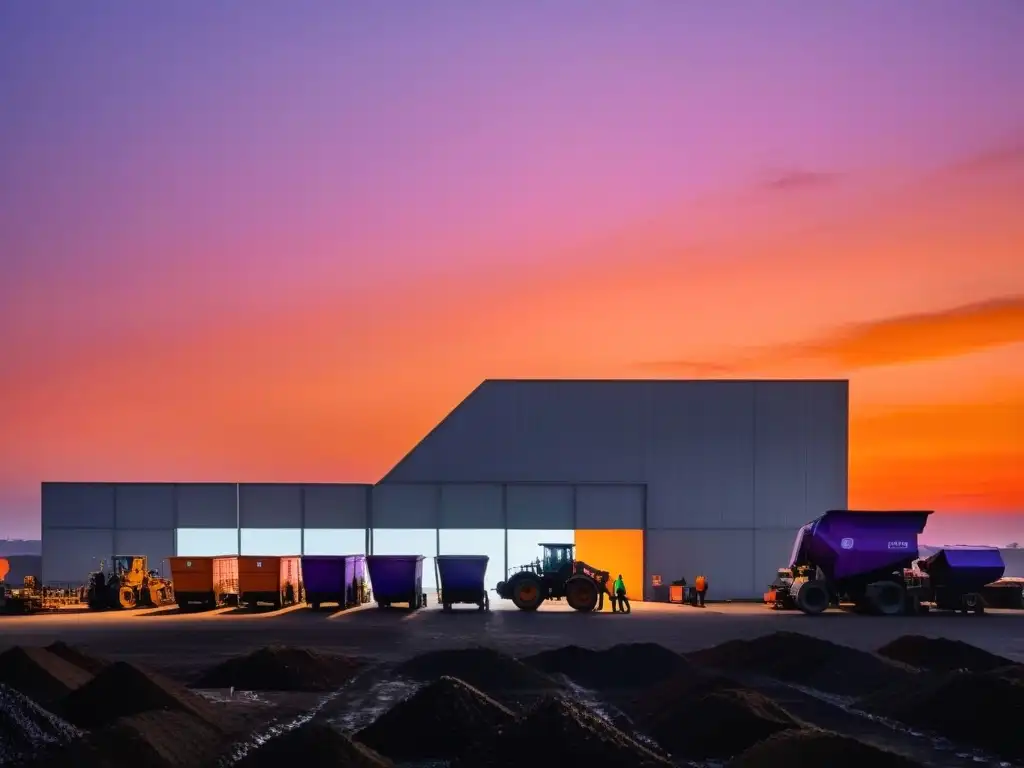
169,556,239,610
365,555,426,609
301,555,369,611
435,555,490,612
238,556,303,609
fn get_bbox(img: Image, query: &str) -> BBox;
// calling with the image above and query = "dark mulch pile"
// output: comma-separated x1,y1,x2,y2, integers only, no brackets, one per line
44,642,111,675
355,676,514,761
25,710,221,768
394,648,561,695
61,661,227,730
453,696,672,767
192,646,362,692
523,643,693,691
0,647,93,709
0,683,81,765
728,727,925,768
688,631,914,696
860,666,1024,762
877,635,1020,673
639,686,802,760
234,722,393,768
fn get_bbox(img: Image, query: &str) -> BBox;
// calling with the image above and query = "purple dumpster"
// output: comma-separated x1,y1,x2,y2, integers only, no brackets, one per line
365,555,426,609
435,555,490,612
301,555,369,611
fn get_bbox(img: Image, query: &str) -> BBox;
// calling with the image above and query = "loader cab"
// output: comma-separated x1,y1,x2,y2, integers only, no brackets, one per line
539,543,575,577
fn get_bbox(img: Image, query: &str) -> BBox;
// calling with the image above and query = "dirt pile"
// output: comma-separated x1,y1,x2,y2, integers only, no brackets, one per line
524,642,693,691
638,686,802,760
27,710,221,768
394,647,561,694
453,695,672,767
877,635,1020,673
234,722,393,768
688,631,913,696
0,646,93,708
44,641,110,675
193,646,362,692
728,727,925,768
355,675,515,761
61,660,225,730
0,682,81,764
860,666,1024,761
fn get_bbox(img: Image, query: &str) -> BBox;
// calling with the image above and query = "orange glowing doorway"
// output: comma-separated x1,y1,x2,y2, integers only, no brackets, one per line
574,529,644,603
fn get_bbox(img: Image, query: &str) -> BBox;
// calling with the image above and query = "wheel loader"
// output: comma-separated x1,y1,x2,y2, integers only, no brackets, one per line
87,555,176,610
496,543,611,611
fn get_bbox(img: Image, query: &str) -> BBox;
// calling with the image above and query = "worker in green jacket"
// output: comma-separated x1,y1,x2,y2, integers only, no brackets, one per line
612,574,631,614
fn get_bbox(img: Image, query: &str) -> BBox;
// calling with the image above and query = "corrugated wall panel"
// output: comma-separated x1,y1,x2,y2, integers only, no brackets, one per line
302,484,369,529
645,529,755,600
753,528,797,593
42,528,114,583
42,483,115,528
647,382,755,529
371,484,440,528
806,382,849,515
575,485,644,529
238,484,303,528
175,484,238,528
506,484,574,529
114,529,176,576
753,384,808,528
114,484,176,529
439,484,503,528
2,555,41,584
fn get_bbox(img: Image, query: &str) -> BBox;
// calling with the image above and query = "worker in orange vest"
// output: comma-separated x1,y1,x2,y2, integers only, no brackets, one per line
695,574,708,607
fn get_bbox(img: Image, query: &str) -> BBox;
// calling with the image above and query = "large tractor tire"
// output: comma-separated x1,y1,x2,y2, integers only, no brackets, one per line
865,580,906,615
118,586,137,609
510,575,544,611
565,576,600,612
792,580,829,615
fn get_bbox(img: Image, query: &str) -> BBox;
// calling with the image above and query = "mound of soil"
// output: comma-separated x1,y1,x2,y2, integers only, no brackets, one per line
61,661,225,730
27,710,221,768
688,632,913,696
728,727,925,768
0,646,93,708
861,667,1024,761
193,646,362,692
394,647,561,694
640,686,802,760
235,722,393,768
44,642,110,675
356,676,515,761
524,643,693,691
454,696,672,767
877,635,1019,673
0,683,81,764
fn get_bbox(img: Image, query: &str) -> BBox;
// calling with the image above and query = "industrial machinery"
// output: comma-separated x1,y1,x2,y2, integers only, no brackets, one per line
764,510,1005,616
0,575,46,615
87,556,176,610
496,543,611,612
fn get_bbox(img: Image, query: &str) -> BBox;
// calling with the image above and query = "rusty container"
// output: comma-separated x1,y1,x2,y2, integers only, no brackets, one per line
238,555,303,609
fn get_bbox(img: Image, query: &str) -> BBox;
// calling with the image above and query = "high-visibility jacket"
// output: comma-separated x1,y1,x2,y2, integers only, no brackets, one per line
613,577,626,595
695,575,707,592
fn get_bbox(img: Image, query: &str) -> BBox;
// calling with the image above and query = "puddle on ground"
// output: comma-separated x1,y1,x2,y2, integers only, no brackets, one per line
327,677,423,734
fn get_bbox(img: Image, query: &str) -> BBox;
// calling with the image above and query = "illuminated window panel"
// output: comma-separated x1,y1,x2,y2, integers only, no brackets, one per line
175,528,238,557
575,529,644,601
438,529,505,593
302,529,366,556
240,528,302,556
371,528,438,591
505,529,574,582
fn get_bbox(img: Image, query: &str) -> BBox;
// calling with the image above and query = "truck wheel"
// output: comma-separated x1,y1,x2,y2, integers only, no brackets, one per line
511,575,544,611
866,581,906,615
792,580,829,615
565,576,599,612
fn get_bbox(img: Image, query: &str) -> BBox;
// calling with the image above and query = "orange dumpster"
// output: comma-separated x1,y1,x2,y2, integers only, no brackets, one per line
238,556,303,609
169,556,239,611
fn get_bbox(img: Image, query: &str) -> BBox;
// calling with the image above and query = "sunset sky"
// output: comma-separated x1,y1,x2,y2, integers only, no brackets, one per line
2,2,1022,543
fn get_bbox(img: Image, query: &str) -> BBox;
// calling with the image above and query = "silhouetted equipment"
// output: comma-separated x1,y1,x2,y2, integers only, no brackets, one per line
86,555,175,610
495,543,611,612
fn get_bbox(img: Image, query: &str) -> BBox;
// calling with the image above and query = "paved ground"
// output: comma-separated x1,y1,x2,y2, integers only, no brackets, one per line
3,601,1023,681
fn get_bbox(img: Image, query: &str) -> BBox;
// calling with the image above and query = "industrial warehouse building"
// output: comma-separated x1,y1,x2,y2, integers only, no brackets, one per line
40,379,849,600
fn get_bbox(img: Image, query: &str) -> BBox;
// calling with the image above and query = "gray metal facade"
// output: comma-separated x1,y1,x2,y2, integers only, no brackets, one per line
40,379,849,598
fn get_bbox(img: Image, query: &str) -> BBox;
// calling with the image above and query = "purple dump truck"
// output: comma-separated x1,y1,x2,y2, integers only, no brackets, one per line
766,509,1005,616
435,555,490,612
365,555,427,610
301,555,369,611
